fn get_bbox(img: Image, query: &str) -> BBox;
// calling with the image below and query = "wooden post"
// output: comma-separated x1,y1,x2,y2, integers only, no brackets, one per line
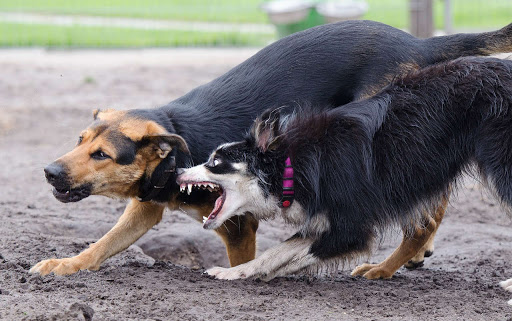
410,0,433,38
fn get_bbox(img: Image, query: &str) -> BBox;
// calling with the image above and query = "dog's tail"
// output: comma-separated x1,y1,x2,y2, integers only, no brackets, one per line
425,23,512,63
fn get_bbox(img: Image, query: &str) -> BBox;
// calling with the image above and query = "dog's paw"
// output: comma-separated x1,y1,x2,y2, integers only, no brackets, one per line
500,279,512,292
205,266,251,280
30,256,97,276
404,259,424,270
351,263,394,279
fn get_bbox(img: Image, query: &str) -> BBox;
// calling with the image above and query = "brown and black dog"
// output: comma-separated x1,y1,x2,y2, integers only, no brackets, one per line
30,20,512,277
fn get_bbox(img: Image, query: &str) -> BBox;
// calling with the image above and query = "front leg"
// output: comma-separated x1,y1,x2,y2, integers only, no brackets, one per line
207,236,317,280
177,201,259,267
500,279,512,305
215,214,259,267
30,199,164,276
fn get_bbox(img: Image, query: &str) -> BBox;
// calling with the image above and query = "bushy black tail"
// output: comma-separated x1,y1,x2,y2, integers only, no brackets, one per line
425,23,512,63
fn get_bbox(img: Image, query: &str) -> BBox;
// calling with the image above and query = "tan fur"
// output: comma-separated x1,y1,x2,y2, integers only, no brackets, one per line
31,110,258,276
351,196,447,279
30,199,165,275
215,214,259,267
357,62,422,100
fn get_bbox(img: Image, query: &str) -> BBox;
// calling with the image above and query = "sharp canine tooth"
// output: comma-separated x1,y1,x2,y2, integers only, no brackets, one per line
187,184,192,195
203,216,207,223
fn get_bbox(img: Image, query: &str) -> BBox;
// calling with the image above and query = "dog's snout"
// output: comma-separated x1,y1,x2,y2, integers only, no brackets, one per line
176,168,185,175
44,163,66,183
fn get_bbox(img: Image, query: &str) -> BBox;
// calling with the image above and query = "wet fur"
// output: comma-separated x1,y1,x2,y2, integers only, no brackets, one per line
195,57,512,279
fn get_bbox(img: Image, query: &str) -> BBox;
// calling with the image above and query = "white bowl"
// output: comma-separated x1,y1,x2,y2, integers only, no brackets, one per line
261,0,315,24
316,1,368,23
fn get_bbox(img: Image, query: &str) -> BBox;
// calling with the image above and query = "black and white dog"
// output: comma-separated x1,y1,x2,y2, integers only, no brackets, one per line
177,57,512,281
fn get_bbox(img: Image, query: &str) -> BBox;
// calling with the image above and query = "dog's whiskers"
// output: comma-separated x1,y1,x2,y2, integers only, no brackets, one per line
222,222,231,235
177,202,191,216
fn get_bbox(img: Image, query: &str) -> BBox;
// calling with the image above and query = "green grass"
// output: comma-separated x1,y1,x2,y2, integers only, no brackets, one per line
0,0,268,24
0,22,274,47
0,0,509,48
364,0,511,30
0,0,509,28
433,0,512,29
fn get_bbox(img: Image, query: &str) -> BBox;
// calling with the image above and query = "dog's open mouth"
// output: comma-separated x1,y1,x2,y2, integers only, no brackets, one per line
52,184,92,203
179,181,225,227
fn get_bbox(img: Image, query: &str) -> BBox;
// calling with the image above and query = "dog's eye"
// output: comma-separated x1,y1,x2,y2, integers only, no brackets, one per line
206,157,221,169
91,150,111,160
77,136,83,145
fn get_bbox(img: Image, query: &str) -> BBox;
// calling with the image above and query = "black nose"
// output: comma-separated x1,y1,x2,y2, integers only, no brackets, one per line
44,163,65,183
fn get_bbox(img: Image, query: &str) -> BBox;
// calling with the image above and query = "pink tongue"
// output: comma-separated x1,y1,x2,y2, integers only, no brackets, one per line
209,196,223,219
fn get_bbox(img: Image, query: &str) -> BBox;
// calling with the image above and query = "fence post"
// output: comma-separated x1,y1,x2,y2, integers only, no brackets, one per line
444,0,453,34
410,0,433,38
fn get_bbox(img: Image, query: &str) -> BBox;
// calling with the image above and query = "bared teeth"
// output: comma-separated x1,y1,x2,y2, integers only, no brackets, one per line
203,216,208,223
179,182,221,194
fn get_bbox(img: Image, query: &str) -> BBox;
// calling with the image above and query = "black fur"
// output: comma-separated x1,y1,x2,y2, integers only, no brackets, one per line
107,131,137,165
130,20,512,202
216,57,512,261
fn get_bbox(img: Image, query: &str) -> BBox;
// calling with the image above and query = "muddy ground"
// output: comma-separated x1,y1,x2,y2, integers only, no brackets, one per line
0,48,512,320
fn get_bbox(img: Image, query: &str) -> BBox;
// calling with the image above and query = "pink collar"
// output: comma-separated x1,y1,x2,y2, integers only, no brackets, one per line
280,157,294,208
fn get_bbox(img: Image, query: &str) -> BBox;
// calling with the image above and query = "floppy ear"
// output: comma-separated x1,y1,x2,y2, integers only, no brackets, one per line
251,108,283,152
143,134,190,158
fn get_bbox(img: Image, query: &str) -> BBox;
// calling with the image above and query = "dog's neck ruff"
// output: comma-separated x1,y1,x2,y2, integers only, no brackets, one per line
280,157,294,208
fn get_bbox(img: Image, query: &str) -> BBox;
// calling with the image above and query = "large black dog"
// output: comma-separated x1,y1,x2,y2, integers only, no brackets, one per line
177,57,512,281
33,20,512,276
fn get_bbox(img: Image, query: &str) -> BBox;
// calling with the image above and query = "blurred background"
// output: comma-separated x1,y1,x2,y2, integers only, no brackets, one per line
0,0,510,48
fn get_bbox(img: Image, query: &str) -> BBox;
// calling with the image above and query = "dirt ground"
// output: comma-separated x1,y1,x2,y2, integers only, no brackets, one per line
1,48,512,321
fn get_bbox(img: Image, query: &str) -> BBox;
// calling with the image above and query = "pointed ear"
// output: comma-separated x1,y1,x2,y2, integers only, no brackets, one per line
251,108,283,152
93,108,117,121
143,133,190,158
92,109,100,120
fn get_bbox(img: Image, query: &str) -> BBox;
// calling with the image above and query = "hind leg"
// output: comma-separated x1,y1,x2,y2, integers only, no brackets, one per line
404,197,446,269
404,221,440,269
352,196,447,279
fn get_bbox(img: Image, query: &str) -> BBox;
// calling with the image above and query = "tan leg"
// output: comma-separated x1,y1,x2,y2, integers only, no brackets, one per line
404,211,444,269
215,214,259,267
30,199,164,276
177,201,259,267
351,196,447,279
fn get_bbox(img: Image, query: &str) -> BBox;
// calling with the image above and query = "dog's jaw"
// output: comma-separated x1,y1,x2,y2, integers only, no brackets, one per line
51,184,92,203
177,165,252,230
